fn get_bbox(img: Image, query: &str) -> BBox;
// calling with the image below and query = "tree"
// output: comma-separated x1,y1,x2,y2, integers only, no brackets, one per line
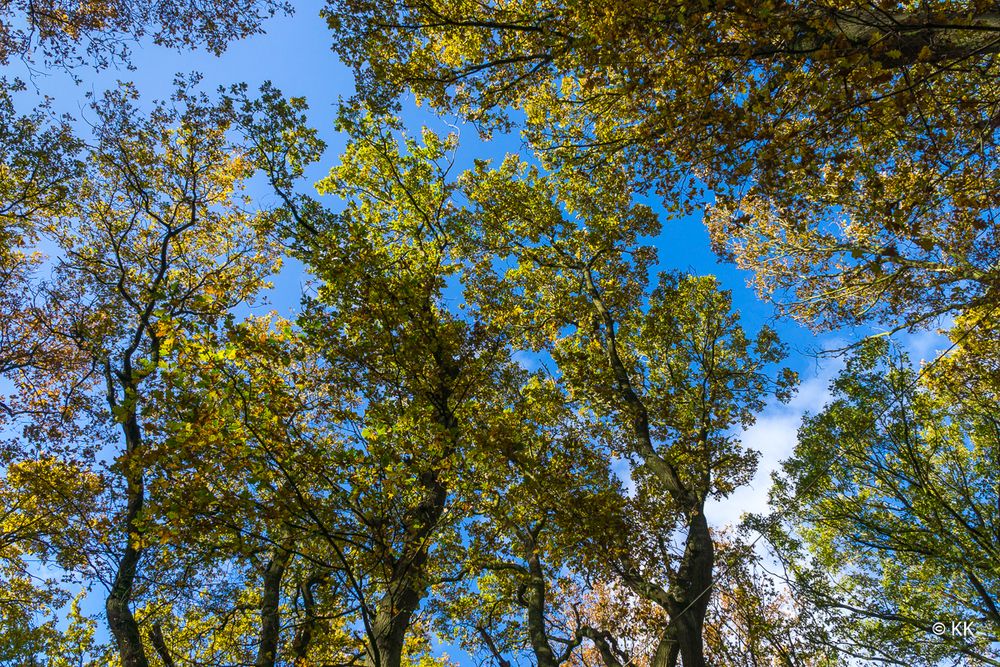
433,373,624,667
0,0,295,346
323,0,1000,340
0,0,295,280
256,110,518,667
0,78,299,667
769,338,1000,665
0,464,106,665
143,314,359,667
459,157,795,667
0,0,294,359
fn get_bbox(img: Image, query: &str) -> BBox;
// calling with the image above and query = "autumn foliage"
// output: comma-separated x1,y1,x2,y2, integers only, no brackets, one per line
1,2,998,667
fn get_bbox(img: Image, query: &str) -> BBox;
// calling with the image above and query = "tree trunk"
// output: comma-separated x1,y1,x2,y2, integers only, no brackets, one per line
666,508,714,667
256,541,293,667
524,550,558,667
651,630,678,667
368,582,423,667
364,323,458,667
106,512,148,667
106,412,149,667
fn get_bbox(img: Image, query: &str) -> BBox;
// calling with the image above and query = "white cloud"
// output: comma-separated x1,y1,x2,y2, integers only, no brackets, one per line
901,323,951,366
707,361,841,530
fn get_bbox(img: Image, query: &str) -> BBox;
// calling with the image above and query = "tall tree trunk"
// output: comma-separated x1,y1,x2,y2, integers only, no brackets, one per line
366,463,449,667
256,540,294,667
665,508,713,667
583,269,713,667
651,629,678,667
363,466,448,667
106,412,149,667
363,320,458,667
368,582,424,667
523,539,558,667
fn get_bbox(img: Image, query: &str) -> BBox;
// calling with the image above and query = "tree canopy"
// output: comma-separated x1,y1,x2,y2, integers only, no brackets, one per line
1,2,998,666
325,0,1000,338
